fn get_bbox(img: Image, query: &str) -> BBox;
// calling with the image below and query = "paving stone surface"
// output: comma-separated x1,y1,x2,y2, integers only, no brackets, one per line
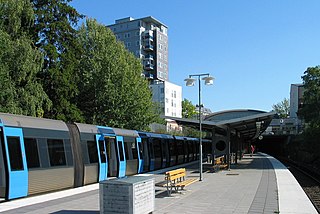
0,154,281,214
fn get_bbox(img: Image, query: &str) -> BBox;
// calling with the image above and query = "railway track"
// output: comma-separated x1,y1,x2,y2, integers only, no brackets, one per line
279,157,320,213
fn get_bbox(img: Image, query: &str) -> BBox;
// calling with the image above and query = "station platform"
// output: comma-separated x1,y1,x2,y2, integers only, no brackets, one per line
0,153,317,214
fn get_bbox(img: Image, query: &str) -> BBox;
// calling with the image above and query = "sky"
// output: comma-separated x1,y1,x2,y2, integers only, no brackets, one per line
70,0,320,113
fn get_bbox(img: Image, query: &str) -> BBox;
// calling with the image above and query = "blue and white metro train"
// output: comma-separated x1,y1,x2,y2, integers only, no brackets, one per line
0,112,212,200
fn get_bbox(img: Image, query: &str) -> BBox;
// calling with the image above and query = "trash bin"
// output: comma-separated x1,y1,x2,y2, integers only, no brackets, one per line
100,176,155,214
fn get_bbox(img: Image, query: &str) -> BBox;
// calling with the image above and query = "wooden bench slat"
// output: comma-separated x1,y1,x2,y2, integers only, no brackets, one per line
166,169,185,175
175,178,197,187
167,174,185,181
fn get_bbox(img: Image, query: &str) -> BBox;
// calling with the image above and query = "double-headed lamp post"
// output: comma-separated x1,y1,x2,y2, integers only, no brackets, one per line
184,73,214,181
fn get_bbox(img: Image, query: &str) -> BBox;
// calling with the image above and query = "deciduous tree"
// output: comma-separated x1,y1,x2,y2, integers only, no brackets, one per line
299,66,320,124
0,0,51,117
31,0,84,122
272,98,290,118
182,98,197,118
77,19,159,130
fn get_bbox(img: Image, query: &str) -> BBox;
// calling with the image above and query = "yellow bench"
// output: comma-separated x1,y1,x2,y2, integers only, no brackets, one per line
215,156,228,170
156,168,198,196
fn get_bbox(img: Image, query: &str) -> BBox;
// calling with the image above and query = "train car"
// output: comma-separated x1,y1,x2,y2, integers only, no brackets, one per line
138,132,181,171
71,123,144,184
0,113,74,200
138,132,164,171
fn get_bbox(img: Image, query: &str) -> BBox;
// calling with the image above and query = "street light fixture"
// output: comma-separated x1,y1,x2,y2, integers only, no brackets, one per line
184,73,214,181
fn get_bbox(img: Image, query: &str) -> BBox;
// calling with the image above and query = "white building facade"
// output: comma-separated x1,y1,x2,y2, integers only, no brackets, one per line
149,81,182,118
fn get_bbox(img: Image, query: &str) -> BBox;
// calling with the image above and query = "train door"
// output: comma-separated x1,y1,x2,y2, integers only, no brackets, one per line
115,136,126,178
104,137,117,178
192,141,197,161
169,139,177,166
188,140,194,161
184,140,189,162
136,138,143,173
148,140,155,171
176,139,184,164
141,138,149,172
0,126,28,200
95,134,108,181
161,139,169,168
153,138,162,170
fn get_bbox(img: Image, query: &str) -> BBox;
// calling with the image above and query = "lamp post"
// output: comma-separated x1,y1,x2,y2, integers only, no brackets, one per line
184,73,214,181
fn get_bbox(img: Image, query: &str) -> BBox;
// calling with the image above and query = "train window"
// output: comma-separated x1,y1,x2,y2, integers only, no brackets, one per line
124,142,129,159
24,138,40,168
7,137,24,171
64,140,73,166
153,139,161,158
47,139,66,166
177,141,184,155
161,141,167,158
184,142,188,155
106,137,115,160
188,142,193,155
117,141,124,161
98,140,106,163
169,141,177,156
132,142,138,160
149,141,154,158
87,141,98,163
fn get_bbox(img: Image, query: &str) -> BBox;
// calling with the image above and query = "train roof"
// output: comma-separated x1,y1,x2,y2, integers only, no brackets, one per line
138,131,164,138
161,134,174,139
0,112,68,131
113,128,139,137
174,135,185,140
74,123,115,135
185,137,198,141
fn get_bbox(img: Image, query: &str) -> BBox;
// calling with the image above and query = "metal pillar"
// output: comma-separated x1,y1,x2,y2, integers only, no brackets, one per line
227,126,231,170
211,127,216,166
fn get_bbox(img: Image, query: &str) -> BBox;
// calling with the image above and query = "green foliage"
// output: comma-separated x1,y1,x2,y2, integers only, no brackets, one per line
272,98,289,118
286,129,320,166
182,127,208,138
292,66,320,168
0,0,51,117
182,98,197,118
299,66,320,124
31,0,84,122
77,19,159,130
0,0,34,38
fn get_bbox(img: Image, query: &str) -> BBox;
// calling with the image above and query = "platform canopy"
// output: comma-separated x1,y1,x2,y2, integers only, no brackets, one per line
165,110,276,141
